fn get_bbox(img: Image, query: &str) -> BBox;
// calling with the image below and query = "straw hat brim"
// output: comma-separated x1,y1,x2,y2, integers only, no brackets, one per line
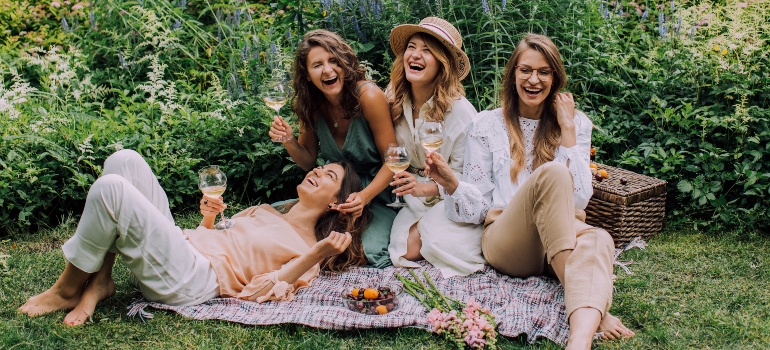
390,24,470,80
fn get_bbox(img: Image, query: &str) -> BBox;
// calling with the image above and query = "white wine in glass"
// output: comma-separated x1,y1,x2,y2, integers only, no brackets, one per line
198,166,235,230
262,79,291,142
420,137,445,152
418,121,446,182
384,143,410,208
264,96,288,111
201,185,226,198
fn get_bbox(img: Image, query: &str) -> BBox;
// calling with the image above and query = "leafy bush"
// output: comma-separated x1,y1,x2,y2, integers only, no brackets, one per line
1,0,305,235
2,0,768,235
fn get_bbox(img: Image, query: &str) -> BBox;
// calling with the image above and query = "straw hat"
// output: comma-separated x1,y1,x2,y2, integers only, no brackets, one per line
389,17,470,80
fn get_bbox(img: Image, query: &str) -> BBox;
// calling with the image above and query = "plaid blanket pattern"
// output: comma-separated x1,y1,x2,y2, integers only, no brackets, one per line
128,261,569,345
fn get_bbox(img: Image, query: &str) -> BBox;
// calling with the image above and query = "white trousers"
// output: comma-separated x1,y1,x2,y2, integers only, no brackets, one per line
62,149,219,306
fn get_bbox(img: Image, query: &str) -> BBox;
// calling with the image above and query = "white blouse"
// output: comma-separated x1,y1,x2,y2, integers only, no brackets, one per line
445,108,594,225
393,94,477,199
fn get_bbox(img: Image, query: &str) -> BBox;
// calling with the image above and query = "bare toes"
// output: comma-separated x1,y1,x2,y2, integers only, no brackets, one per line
63,309,91,326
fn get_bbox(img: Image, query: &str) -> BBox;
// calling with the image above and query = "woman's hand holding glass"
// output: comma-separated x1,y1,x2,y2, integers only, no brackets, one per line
418,121,445,183
423,151,459,195
383,143,410,208
198,165,235,230
269,116,295,144
199,195,226,217
391,171,418,197
262,79,293,142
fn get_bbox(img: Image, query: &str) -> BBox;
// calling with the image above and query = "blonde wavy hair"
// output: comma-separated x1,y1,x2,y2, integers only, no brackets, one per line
388,33,464,122
501,34,568,183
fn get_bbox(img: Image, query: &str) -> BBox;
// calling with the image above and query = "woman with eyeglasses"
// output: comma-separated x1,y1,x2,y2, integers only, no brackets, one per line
425,34,634,349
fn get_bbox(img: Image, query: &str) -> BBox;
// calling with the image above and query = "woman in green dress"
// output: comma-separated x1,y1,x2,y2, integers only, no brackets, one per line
268,29,397,268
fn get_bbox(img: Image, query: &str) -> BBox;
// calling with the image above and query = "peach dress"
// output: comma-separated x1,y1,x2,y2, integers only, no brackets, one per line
186,207,320,303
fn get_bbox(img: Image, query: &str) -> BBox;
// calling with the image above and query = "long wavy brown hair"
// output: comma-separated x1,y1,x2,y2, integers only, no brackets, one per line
501,34,567,183
388,33,464,122
292,29,368,133
279,161,371,272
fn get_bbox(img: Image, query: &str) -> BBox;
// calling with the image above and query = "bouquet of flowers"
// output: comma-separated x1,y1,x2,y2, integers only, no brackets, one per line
396,271,497,349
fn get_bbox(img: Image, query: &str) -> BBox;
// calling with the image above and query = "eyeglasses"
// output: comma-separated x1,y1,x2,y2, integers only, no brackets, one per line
514,66,555,82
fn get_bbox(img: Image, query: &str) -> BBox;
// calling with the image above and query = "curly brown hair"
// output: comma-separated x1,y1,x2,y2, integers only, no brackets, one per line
388,33,465,123
500,34,568,183
291,30,368,133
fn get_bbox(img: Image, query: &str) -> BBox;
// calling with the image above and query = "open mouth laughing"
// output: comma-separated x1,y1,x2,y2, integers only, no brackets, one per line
522,86,544,97
322,76,339,86
408,62,425,71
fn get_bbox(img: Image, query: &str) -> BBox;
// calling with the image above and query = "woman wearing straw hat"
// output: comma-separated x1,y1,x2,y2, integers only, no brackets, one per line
385,17,484,278
269,29,397,268
425,34,634,348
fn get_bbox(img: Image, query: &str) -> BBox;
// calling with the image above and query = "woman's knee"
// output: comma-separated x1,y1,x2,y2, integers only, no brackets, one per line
89,174,127,198
103,149,144,172
580,227,615,256
536,162,571,183
595,229,615,253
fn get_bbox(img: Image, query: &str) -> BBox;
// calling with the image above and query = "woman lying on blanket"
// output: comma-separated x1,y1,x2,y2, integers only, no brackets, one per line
384,17,484,278
269,29,398,268
18,149,370,326
425,34,635,349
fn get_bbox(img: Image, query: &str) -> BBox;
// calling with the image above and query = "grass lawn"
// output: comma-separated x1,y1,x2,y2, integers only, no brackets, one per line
1,213,769,349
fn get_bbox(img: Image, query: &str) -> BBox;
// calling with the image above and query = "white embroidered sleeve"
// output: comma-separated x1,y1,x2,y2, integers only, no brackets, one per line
444,121,494,225
552,112,594,209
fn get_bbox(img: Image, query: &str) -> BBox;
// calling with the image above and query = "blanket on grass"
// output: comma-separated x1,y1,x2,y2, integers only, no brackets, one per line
128,261,569,345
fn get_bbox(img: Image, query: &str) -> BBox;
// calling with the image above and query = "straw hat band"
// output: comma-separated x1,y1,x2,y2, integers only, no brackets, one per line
420,23,456,46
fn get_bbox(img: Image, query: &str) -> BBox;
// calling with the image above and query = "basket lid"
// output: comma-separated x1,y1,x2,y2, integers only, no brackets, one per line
592,164,667,206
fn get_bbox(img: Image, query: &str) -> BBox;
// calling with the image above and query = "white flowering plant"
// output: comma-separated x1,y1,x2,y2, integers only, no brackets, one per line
397,271,497,349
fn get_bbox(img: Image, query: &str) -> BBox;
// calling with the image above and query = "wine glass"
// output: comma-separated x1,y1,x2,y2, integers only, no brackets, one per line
418,121,445,183
384,143,410,208
262,79,291,142
198,165,235,230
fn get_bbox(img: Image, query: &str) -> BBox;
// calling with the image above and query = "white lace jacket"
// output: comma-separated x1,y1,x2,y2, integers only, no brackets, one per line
445,108,594,225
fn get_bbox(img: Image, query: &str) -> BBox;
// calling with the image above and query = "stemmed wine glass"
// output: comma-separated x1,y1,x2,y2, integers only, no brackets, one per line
384,143,410,208
198,165,235,230
262,79,292,142
418,121,445,183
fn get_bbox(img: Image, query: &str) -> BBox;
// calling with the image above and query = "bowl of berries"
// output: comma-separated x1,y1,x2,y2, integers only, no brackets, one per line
342,286,399,315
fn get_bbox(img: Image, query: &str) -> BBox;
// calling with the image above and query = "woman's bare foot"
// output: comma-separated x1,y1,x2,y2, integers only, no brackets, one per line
18,287,82,317
598,312,635,340
63,277,116,326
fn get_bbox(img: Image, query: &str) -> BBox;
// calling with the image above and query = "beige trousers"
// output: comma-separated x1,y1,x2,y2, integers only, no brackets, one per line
62,149,219,306
482,162,615,318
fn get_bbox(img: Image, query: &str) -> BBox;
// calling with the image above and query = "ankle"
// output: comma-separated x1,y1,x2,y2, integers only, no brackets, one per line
51,284,82,299
566,336,592,350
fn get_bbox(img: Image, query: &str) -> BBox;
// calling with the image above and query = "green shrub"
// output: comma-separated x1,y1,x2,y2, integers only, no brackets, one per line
1,0,305,235
2,0,768,234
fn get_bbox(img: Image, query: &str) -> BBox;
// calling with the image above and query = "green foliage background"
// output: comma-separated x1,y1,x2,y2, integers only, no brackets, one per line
1,0,768,235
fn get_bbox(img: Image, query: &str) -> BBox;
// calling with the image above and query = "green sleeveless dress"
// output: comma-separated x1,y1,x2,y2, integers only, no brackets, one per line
316,112,397,268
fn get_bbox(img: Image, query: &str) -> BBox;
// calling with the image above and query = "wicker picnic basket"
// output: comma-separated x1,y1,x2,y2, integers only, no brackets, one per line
584,164,667,248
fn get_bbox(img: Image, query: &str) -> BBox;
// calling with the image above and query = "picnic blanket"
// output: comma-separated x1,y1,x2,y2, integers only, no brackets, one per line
128,261,569,345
